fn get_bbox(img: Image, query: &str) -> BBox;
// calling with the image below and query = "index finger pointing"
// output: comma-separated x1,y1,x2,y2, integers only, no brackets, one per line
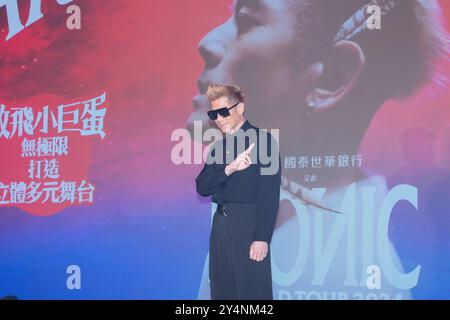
244,143,255,155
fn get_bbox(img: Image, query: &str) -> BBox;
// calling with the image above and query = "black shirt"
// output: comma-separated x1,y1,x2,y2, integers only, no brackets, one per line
195,120,281,243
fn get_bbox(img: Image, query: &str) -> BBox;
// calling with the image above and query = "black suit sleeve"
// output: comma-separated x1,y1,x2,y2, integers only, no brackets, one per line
253,133,281,243
195,141,230,197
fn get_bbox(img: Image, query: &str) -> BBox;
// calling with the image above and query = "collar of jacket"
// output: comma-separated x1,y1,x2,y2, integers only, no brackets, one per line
225,119,252,137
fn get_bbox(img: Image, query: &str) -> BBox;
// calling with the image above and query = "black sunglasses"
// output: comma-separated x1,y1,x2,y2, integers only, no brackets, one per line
207,101,240,120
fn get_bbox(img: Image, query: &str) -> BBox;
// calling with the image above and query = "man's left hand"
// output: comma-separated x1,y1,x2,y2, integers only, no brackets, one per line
249,241,268,261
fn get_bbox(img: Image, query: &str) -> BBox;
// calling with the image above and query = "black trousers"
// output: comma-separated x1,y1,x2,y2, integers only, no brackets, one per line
209,202,273,300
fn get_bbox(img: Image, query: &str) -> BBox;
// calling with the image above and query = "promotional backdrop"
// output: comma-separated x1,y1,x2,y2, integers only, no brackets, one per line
0,0,449,299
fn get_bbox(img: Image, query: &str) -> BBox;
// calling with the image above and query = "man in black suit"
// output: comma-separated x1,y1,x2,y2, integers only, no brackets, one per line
196,84,281,300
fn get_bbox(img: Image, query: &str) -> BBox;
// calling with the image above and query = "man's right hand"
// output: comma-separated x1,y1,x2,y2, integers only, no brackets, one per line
225,143,255,176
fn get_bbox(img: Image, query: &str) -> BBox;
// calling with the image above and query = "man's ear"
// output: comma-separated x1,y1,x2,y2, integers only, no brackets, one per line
237,102,245,115
305,40,365,113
